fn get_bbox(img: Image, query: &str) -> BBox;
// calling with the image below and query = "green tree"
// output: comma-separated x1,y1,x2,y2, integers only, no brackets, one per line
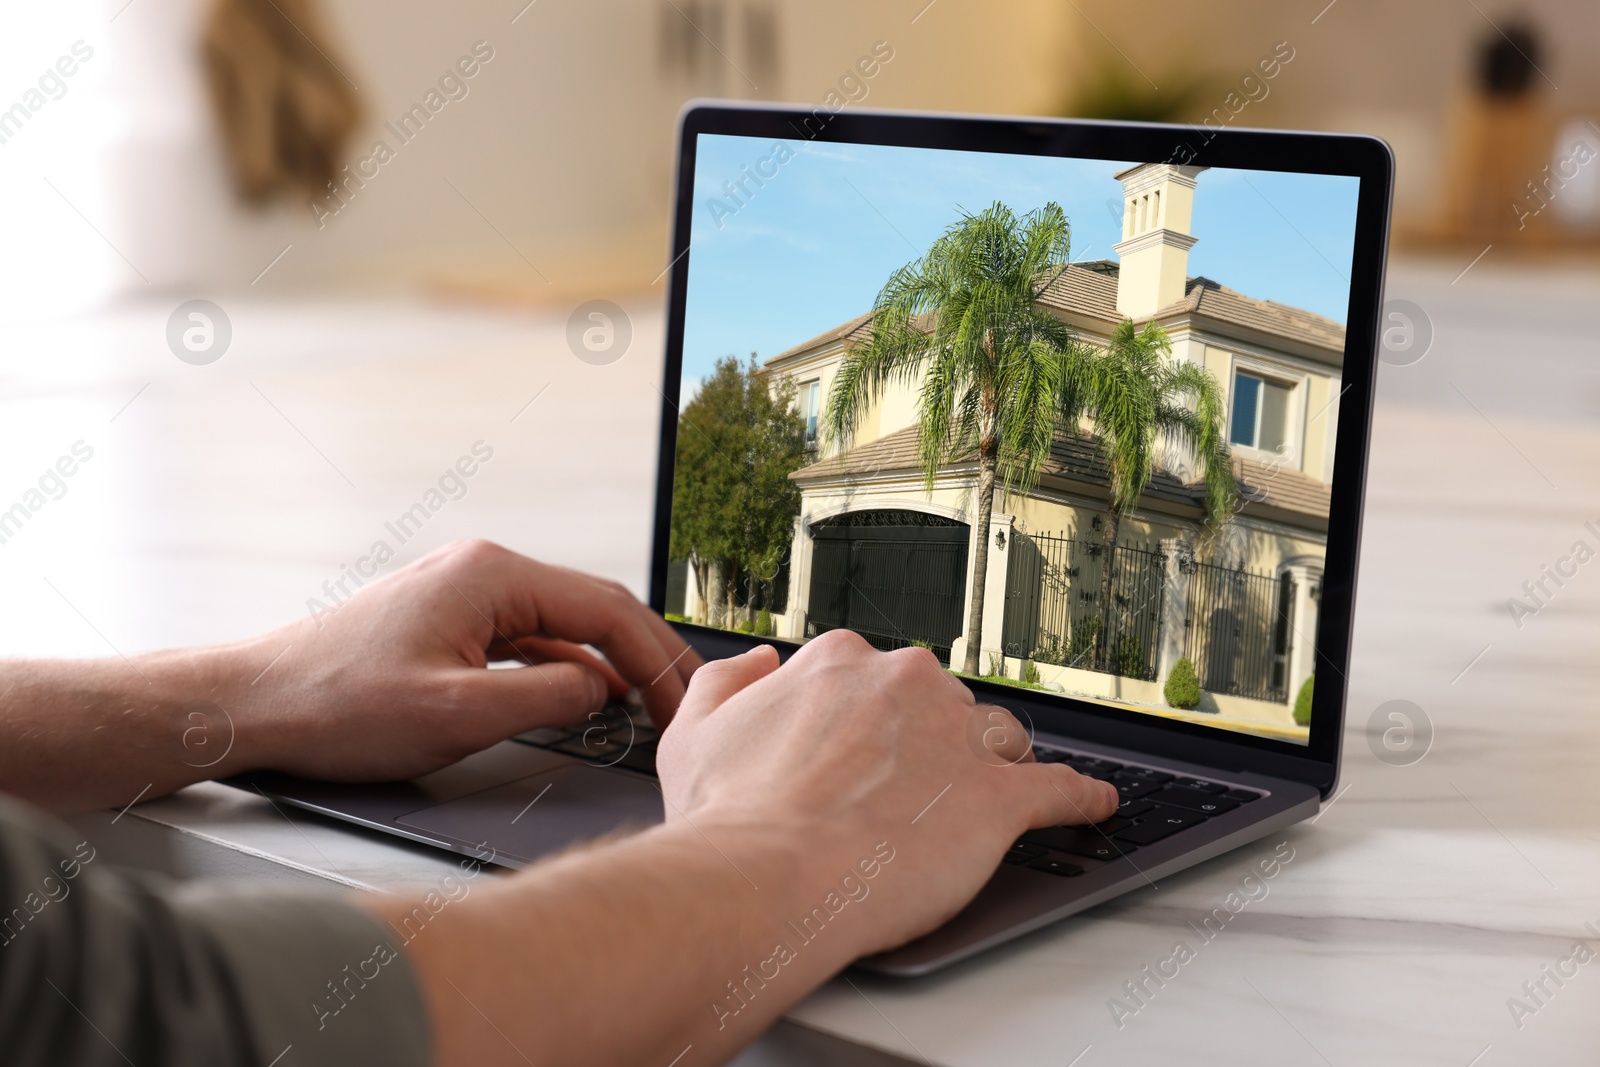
670,355,806,628
1084,319,1235,665
824,201,1095,675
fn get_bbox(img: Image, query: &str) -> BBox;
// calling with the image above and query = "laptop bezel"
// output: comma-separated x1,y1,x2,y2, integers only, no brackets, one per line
649,102,1393,798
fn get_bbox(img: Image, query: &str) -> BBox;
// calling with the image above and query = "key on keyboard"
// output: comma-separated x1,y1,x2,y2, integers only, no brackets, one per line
1147,786,1239,815
1113,805,1207,844
1109,775,1163,800
1004,842,1047,864
1026,856,1085,877
1020,824,1138,861
512,703,661,775
1009,748,1269,875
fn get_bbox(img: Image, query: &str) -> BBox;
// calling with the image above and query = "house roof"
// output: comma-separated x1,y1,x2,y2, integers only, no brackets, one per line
790,423,1330,525
767,311,873,364
1034,261,1123,321
1233,454,1333,519
1036,263,1346,355
766,262,1347,367
1171,277,1346,354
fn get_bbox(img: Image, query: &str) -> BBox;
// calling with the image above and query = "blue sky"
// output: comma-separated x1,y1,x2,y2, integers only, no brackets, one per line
679,134,1360,398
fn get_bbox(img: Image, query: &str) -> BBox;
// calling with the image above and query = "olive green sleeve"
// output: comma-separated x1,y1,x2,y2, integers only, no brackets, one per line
0,794,431,1067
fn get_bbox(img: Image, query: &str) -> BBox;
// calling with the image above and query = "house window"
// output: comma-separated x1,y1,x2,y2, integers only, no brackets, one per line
1230,371,1292,453
801,379,821,446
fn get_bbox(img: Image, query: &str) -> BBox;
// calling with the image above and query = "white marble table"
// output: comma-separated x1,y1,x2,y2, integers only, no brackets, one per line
12,254,1600,1065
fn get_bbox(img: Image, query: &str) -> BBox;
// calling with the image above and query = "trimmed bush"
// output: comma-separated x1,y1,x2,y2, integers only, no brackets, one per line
1293,675,1314,726
754,609,774,637
1112,634,1143,678
1021,660,1041,686
1164,657,1202,710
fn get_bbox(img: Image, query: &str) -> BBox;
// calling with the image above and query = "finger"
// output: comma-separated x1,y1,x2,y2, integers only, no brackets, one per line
460,549,703,723
625,585,706,689
533,565,708,711
486,636,630,696
671,645,780,727
1013,763,1120,829
439,661,608,746
560,565,709,694
966,704,1034,765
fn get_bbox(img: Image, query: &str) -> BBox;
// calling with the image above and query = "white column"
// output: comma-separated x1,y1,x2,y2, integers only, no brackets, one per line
977,513,1014,675
1156,539,1194,685
1286,566,1321,703
781,514,810,641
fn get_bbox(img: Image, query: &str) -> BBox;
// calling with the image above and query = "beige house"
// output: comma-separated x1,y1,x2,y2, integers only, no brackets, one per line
760,164,1343,737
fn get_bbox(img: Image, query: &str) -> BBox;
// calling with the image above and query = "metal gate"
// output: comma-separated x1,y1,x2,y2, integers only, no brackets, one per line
1184,562,1293,703
805,511,969,662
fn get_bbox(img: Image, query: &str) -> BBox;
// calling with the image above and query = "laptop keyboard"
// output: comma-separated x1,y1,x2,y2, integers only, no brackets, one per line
512,713,1262,878
1011,745,1263,877
513,702,660,774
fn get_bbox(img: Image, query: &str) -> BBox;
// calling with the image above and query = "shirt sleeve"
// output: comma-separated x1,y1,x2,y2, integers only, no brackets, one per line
0,794,432,1067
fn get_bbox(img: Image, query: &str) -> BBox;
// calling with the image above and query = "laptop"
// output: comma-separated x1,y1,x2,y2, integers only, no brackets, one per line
241,103,1392,976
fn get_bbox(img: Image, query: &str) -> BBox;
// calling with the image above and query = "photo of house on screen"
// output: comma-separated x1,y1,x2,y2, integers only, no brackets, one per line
673,163,1340,740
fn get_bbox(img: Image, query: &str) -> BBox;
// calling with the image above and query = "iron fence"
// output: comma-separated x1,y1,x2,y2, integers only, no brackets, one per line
1184,562,1294,703
1002,532,1166,680
796,511,1296,704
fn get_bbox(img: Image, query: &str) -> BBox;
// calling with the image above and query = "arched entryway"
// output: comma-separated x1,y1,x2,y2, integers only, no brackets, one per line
804,509,970,661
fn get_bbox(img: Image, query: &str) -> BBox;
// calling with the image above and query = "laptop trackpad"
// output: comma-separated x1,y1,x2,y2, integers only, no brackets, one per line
396,763,664,866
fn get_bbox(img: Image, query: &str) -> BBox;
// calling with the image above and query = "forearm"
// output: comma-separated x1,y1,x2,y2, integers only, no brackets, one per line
381,818,888,1067
0,638,275,813
0,542,706,815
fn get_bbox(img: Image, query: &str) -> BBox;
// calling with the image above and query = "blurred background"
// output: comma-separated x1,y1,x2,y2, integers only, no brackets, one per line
3,0,1599,679
7,0,1600,312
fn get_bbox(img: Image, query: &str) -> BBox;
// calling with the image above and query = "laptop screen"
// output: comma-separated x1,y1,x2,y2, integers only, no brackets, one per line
667,132,1361,747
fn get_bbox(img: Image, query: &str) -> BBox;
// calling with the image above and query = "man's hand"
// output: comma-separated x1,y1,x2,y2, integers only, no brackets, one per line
0,540,702,812
236,540,702,783
392,628,1119,1067
658,629,1118,955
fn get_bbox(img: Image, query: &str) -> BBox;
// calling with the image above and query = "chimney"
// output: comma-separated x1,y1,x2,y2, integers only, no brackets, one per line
1111,164,1207,320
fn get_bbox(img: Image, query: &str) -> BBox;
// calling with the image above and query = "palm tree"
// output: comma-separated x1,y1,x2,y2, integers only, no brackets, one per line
1084,319,1235,670
823,201,1095,676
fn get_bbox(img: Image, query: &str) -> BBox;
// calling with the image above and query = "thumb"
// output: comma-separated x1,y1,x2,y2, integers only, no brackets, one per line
673,645,780,725
442,661,608,745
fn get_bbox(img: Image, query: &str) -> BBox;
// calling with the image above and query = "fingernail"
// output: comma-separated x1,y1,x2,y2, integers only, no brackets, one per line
1103,781,1118,806
589,673,606,708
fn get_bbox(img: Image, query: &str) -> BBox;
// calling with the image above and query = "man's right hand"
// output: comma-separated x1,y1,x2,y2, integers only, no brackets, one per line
387,629,1119,1067
657,629,1119,958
